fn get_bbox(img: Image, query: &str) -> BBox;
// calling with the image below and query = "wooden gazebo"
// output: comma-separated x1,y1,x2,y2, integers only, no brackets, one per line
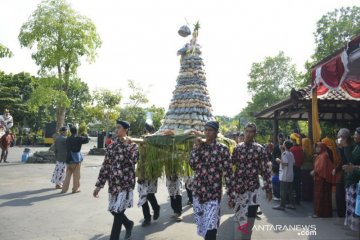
254,35,360,201
255,34,360,144
254,86,360,143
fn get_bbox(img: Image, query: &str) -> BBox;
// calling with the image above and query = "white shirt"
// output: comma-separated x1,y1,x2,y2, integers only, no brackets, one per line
279,150,295,182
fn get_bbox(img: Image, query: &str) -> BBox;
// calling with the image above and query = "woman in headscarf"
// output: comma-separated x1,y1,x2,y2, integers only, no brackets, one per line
311,142,335,218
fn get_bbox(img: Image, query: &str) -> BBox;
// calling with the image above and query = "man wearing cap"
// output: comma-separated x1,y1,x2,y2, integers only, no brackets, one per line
93,120,138,240
51,127,68,189
228,122,272,240
190,121,232,240
61,126,90,193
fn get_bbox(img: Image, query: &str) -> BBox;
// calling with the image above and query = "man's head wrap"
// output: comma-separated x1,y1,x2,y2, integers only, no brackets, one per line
205,121,219,131
116,119,130,129
245,122,257,132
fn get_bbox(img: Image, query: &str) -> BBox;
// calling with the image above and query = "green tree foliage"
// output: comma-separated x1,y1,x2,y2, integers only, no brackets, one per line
0,71,36,128
146,105,165,131
18,0,101,130
313,6,360,62
127,79,149,107
120,105,165,137
66,78,91,124
0,43,13,58
119,80,164,136
215,116,239,135
87,88,122,132
239,52,302,143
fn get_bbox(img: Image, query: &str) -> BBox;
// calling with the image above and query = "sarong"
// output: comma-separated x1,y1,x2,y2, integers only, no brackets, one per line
233,189,260,226
137,180,158,207
345,184,360,231
108,190,133,213
51,161,66,185
193,197,221,237
166,177,182,197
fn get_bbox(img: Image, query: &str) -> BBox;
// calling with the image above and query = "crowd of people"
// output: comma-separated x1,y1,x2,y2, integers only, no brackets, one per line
45,118,359,239
268,128,360,237
87,120,273,240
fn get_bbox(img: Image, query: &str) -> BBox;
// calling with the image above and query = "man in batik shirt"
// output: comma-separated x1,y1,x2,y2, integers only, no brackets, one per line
93,120,139,240
190,121,232,240
228,122,272,240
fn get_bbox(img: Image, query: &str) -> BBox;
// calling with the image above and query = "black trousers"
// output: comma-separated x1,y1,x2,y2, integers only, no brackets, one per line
142,193,160,220
110,210,132,240
205,229,217,240
293,166,301,203
336,182,346,217
237,205,259,240
0,148,9,161
185,183,193,203
170,195,182,215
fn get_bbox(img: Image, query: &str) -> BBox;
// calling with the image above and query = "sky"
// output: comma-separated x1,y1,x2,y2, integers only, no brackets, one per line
0,0,359,117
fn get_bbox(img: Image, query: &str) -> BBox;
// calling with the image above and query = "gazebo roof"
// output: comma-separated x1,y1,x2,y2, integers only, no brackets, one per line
255,34,360,123
254,85,360,121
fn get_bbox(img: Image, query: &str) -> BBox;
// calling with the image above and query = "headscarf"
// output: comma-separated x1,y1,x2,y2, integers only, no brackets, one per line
302,138,313,162
290,133,302,145
314,142,335,184
321,137,340,165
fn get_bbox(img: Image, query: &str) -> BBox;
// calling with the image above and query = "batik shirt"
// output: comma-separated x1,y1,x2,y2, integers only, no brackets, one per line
228,142,272,203
95,138,139,196
189,140,232,203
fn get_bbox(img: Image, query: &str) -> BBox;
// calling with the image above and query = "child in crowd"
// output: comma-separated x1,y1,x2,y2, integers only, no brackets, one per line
273,140,296,210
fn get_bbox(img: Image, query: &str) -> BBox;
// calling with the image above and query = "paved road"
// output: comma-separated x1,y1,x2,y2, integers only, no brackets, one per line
0,140,359,240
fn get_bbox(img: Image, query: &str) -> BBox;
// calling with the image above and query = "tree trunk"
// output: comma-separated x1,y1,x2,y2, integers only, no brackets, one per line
56,106,66,131
55,62,70,131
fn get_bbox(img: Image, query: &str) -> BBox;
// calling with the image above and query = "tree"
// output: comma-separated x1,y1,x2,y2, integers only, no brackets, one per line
18,0,101,130
127,79,149,107
239,52,302,142
0,71,36,129
119,80,150,136
87,88,122,132
65,78,92,124
0,43,13,58
248,52,301,102
313,6,360,62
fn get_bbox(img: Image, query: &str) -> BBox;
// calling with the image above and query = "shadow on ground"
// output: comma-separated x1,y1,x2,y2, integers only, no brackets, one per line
0,188,64,207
